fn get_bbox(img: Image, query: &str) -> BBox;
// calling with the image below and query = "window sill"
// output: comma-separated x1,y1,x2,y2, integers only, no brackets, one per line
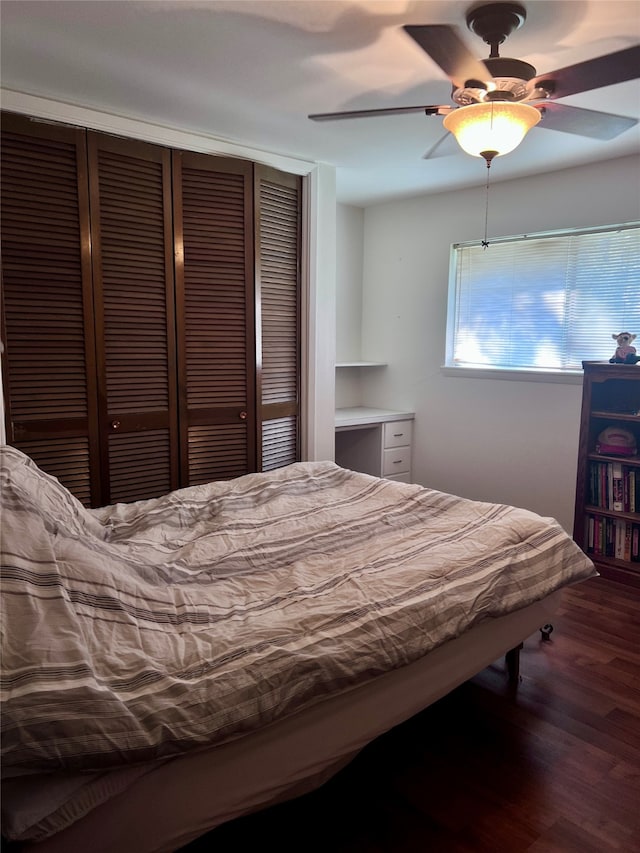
440,365,584,385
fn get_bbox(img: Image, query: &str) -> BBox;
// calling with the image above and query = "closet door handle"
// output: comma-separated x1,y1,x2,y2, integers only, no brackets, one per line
111,420,121,431
239,411,248,420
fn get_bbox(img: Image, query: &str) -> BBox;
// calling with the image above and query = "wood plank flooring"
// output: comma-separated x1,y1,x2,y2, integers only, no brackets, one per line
182,577,640,852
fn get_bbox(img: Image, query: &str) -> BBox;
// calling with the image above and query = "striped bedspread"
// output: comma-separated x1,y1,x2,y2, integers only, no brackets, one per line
0,446,595,774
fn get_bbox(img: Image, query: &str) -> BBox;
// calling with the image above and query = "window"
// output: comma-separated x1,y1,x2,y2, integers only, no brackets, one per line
446,223,640,374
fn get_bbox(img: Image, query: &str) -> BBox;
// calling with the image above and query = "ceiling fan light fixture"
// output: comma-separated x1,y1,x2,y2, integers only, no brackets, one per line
443,101,541,159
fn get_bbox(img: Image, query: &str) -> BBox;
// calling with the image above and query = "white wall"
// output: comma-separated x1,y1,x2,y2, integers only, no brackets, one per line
335,205,365,409
336,205,365,362
342,154,640,532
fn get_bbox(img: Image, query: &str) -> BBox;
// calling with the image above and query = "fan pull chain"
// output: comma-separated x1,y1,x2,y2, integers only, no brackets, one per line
482,159,492,249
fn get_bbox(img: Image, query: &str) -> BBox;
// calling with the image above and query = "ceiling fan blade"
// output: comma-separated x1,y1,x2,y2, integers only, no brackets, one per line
533,45,640,100
403,25,490,89
422,131,458,160
536,102,638,140
308,104,451,122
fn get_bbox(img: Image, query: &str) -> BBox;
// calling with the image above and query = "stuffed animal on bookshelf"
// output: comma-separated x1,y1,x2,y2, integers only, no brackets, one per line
609,331,640,364
596,426,637,457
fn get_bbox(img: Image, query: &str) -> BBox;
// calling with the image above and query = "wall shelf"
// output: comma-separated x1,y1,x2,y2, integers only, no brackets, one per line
335,361,387,368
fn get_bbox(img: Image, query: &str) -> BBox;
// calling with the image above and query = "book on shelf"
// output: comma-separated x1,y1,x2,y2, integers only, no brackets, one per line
588,461,639,512
612,461,623,512
586,515,640,562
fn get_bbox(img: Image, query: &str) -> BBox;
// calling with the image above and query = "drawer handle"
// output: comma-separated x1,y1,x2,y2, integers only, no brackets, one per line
393,433,404,438
392,459,402,464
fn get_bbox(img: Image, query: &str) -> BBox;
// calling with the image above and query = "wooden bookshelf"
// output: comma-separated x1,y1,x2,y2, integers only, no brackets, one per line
573,361,640,588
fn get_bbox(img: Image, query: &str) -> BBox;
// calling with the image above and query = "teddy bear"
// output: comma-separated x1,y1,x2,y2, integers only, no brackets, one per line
609,332,640,364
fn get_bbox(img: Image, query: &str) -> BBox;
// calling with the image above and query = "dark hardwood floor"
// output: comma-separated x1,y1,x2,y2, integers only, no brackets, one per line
182,576,640,852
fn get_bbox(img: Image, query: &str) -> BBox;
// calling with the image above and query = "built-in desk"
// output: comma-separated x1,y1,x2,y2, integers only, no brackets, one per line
335,407,415,482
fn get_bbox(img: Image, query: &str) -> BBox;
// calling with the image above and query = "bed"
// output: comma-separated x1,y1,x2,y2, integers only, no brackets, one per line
0,445,596,852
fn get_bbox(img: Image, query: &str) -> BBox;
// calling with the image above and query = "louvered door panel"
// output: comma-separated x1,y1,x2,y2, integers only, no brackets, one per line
88,133,178,504
187,424,249,484
174,152,256,484
13,437,93,506
0,113,100,505
107,430,172,503
262,416,298,471
255,166,301,469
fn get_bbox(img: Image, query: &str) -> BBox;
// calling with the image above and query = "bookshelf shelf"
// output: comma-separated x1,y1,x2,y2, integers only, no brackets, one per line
591,410,640,422
573,362,640,588
584,506,639,523
592,553,639,574
587,451,640,467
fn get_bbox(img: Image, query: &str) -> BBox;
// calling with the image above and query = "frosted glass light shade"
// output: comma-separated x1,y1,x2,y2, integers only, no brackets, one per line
443,102,541,159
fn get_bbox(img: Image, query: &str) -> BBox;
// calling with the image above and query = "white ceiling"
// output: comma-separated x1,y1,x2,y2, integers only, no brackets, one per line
1,0,639,206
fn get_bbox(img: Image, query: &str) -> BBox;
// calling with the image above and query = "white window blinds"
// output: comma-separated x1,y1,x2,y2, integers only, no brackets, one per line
448,223,640,372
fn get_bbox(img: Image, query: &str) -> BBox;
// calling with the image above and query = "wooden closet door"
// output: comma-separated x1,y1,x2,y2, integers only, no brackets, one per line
255,166,302,470
88,133,179,504
173,151,256,485
1,113,101,505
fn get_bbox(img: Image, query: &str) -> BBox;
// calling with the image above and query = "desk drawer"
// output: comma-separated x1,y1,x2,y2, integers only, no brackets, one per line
386,472,412,484
383,420,413,449
383,446,411,476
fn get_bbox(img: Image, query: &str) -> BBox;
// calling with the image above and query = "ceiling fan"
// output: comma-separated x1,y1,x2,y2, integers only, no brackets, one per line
308,2,640,161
